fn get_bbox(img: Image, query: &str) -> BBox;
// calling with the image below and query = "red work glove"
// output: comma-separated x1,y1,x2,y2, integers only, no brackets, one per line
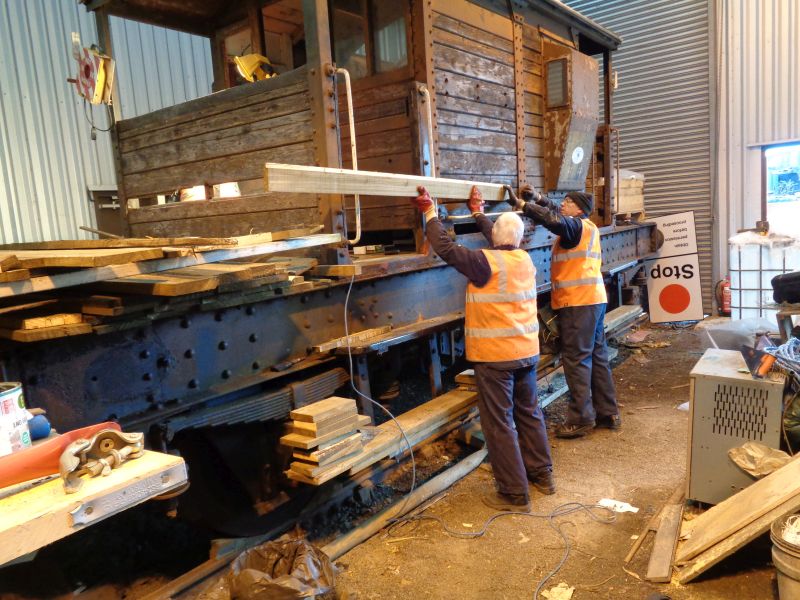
467,185,484,214
412,186,434,212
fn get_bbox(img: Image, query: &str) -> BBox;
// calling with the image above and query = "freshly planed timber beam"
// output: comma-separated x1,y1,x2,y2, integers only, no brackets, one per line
264,163,508,201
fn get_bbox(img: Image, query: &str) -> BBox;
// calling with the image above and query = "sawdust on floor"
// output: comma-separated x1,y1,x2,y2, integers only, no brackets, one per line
334,324,777,600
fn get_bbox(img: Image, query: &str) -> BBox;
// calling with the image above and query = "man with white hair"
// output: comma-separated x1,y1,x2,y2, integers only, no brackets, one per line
411,186,553,512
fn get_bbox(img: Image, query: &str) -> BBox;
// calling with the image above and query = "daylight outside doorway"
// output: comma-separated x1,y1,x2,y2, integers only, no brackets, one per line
766,143,800,237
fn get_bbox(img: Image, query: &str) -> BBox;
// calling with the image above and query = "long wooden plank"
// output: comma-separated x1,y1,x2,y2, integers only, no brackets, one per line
0,311,82,330
280,420,359,450
675,453,800,563
646,503,684,582
431,0,512,40
0,234,342,300
100,262,282,296
11,248,163,269
290,396,357,423
292,432,363,465
291,411,359,436
124,141,314,198
675,494,800,584
0,234,299,251
263,163,507,201
0,451,187,565
0,322,92,342
0,270,31,283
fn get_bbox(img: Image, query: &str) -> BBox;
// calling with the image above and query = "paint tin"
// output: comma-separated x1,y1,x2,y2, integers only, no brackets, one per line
0,382,32,457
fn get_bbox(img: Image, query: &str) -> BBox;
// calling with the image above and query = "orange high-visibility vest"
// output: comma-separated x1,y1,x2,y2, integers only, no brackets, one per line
465,249,540,362
550,219,606,309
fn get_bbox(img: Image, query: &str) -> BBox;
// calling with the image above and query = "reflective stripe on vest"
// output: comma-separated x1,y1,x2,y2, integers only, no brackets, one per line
464,321,539,338
550,220,607,309
464,249,540,362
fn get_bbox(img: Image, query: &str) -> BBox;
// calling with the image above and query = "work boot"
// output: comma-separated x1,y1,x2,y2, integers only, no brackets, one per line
482,490,531,512
595,414,622,430
529,470,556,495
555,422,594,439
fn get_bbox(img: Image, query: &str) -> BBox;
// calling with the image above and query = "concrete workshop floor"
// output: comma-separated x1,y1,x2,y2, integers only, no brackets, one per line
335,324,777,599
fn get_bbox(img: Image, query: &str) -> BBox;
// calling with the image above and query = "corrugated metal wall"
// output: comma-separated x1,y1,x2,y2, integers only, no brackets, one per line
0,1,212,243
566,0,714,311
715,0,800,274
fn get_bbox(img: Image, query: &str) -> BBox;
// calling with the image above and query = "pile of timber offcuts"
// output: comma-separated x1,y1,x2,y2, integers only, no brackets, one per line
0,230,340,342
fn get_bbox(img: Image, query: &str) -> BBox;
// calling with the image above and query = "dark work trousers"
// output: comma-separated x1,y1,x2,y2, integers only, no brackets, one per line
558,303,619,426
473,357,552,497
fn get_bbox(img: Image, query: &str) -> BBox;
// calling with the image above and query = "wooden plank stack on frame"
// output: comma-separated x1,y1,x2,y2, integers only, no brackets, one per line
282,389,479,486
282,397,370,484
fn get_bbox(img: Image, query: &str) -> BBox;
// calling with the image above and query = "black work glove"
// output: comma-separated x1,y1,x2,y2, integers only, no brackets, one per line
520,183,546,205
503,185,524,210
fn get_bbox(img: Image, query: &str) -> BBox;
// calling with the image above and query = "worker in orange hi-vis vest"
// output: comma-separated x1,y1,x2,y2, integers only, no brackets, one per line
411,186,553,513
506,185,620,440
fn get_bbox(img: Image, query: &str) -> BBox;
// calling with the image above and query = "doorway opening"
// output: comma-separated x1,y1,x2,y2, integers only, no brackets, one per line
765,143,800,237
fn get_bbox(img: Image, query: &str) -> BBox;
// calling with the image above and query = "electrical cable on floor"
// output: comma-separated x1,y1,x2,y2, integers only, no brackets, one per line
387,500,616,599
342,273,417,515
342,281,616,598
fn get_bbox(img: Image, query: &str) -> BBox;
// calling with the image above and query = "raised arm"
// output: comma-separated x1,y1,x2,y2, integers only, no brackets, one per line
412,186,492,286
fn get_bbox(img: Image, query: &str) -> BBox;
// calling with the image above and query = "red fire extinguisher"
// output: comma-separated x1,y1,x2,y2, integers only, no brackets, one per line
720,277,731,316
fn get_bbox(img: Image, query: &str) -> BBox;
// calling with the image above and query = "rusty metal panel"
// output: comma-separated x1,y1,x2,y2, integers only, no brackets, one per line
566,0,713,311
543,42,599,191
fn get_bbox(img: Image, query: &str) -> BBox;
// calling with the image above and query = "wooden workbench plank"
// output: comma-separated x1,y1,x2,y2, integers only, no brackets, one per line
263,163,507,201
0,234,342,300
0,451,187,565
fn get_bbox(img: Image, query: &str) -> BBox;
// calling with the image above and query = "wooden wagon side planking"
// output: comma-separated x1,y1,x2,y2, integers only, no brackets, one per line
82,0,622,249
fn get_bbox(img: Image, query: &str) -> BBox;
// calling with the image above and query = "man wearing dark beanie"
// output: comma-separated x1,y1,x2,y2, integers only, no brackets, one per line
505,184,620,439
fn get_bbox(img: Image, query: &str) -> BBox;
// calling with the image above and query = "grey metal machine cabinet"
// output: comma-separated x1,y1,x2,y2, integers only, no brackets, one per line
687,349,785,505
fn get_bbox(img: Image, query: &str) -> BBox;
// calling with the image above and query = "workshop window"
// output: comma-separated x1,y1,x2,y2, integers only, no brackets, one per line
545,58,569,109
331,0,408,80
764,142,800,237
372,1,407,73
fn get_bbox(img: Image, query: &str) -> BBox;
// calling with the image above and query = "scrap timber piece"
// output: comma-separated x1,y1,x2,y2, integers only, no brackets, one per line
264,163,507,200
674,453,800,583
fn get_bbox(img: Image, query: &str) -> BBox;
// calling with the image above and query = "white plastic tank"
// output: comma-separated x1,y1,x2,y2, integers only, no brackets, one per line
729,232,800,320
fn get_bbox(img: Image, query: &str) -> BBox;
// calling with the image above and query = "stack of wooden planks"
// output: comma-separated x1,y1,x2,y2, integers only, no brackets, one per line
281,397,370,484
0,230,339,342
283,388,478,486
